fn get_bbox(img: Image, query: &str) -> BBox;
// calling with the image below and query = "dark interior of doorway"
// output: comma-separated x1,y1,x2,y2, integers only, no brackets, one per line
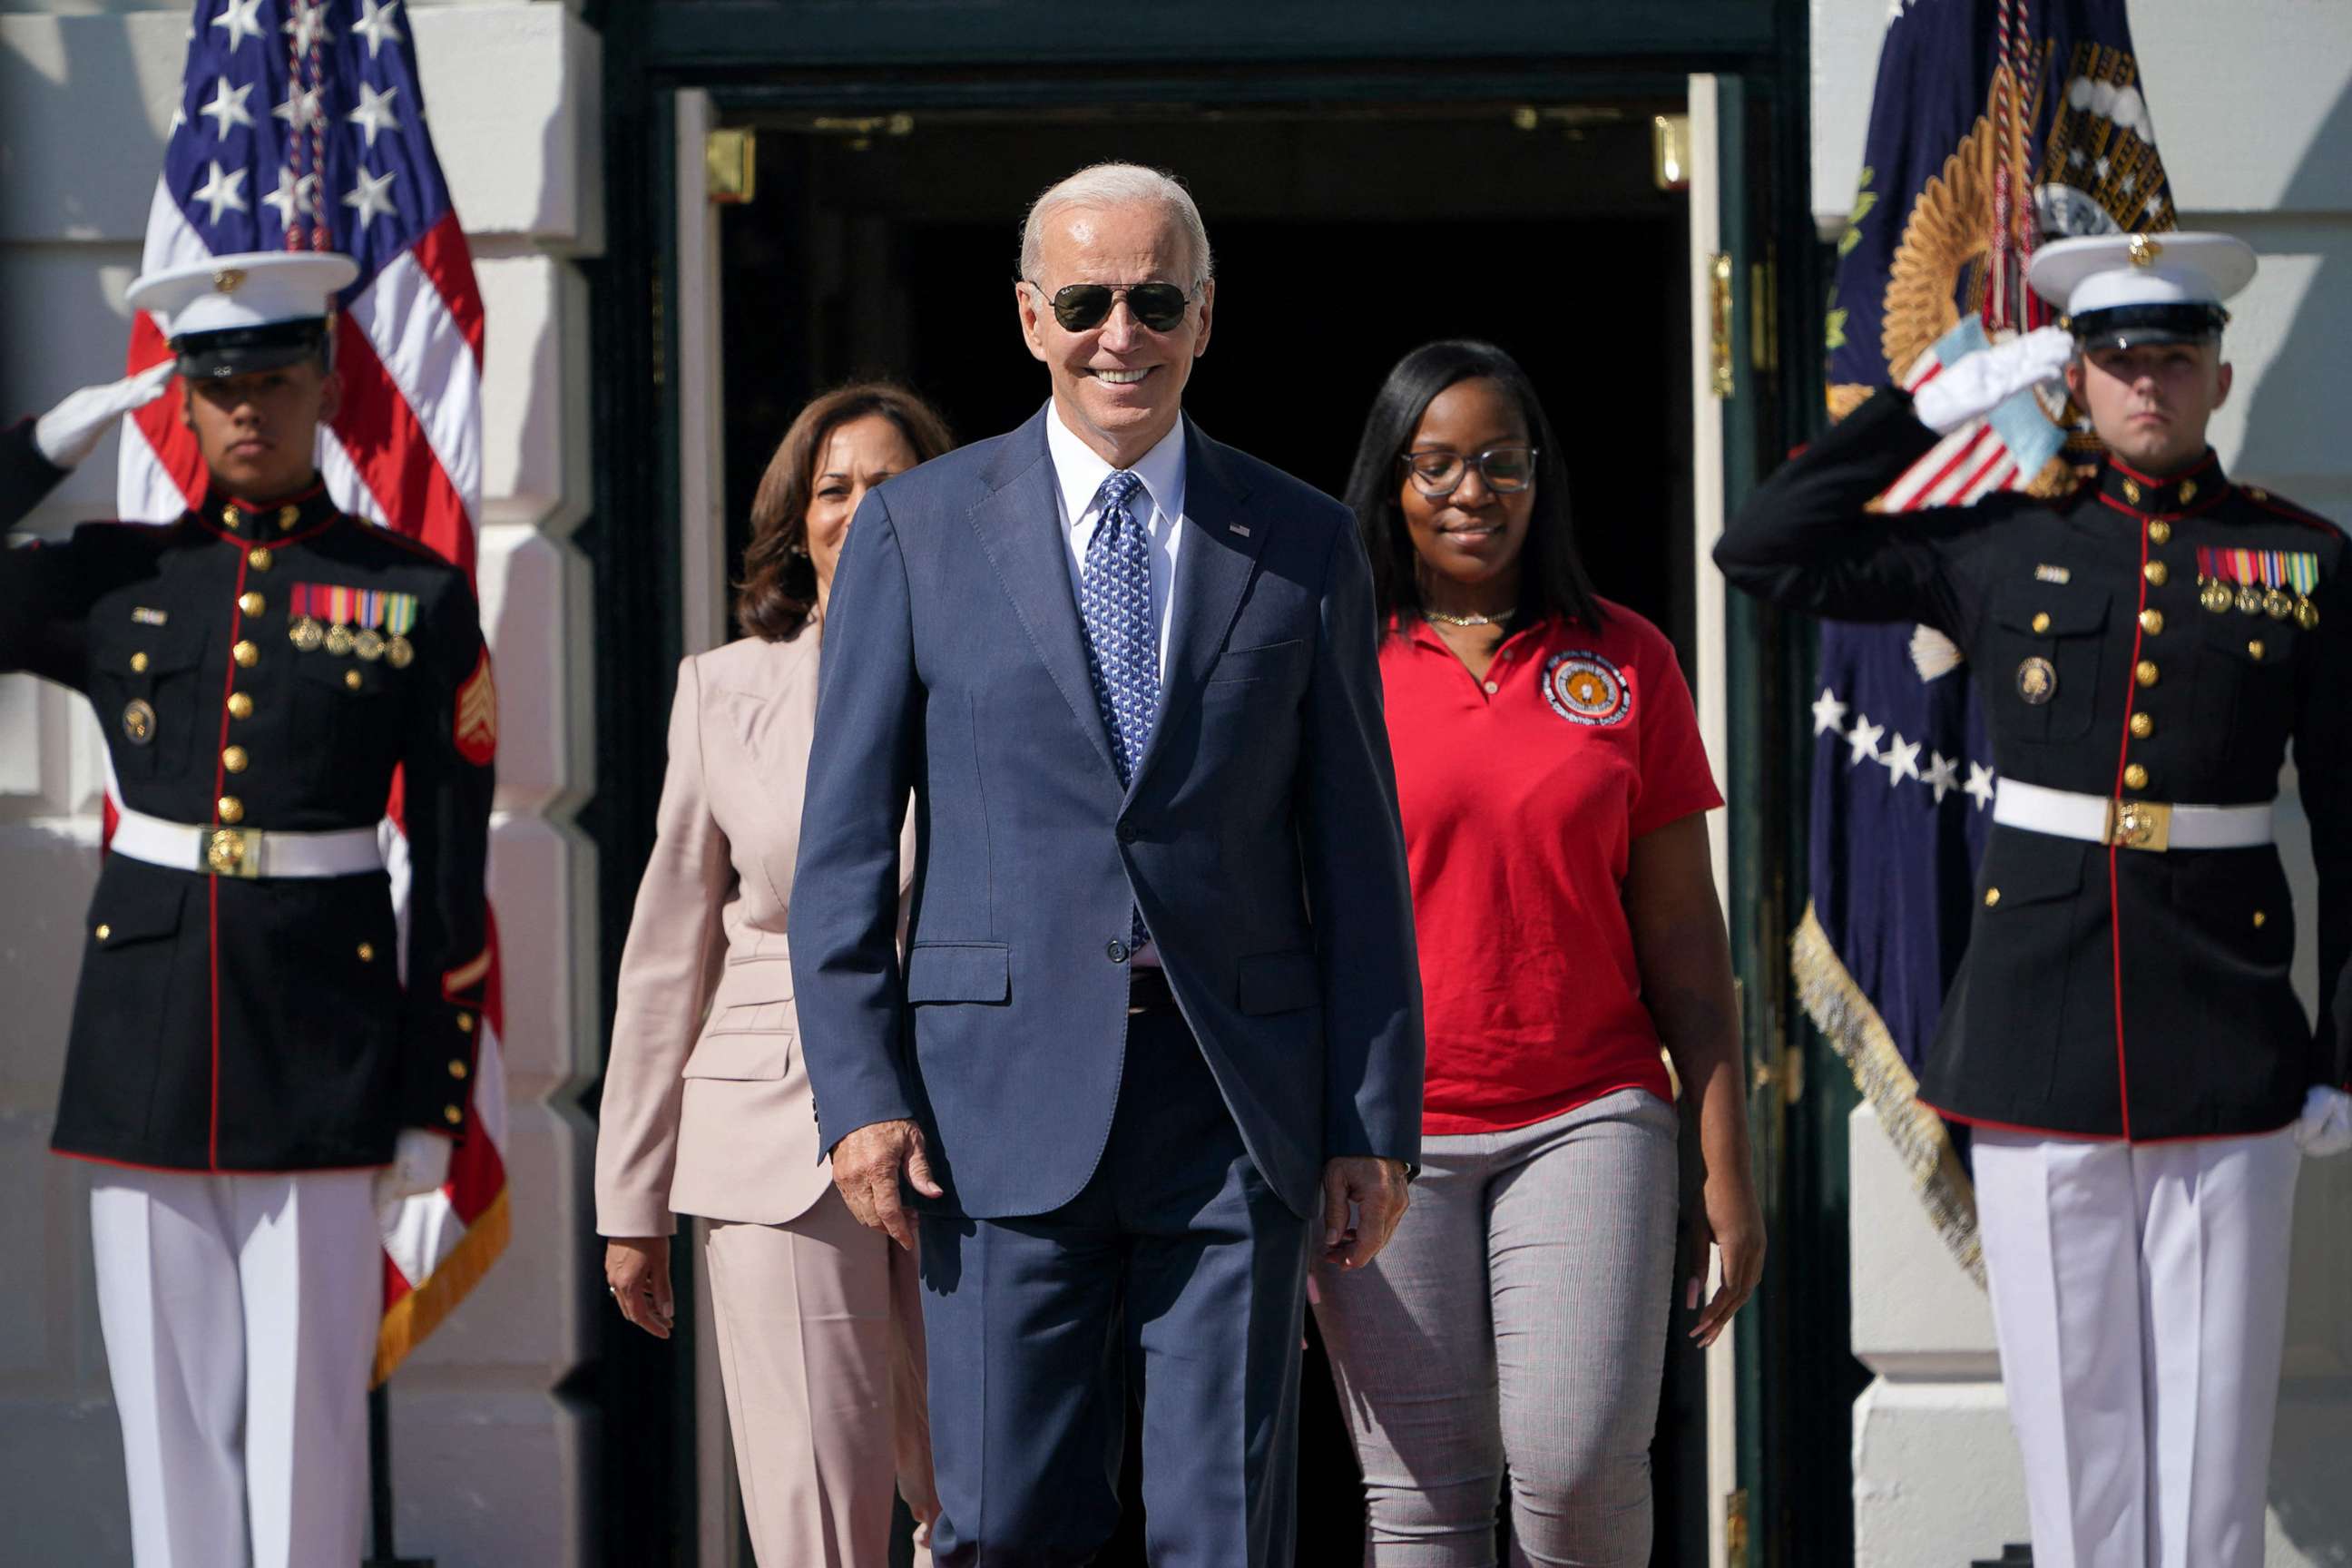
713,102,1703,1566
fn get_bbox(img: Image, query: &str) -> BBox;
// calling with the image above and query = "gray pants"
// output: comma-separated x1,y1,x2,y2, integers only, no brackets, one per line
1312,1088,1681,1567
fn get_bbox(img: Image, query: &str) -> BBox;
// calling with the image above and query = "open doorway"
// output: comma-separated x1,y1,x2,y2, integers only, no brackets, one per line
705,96,1706,1565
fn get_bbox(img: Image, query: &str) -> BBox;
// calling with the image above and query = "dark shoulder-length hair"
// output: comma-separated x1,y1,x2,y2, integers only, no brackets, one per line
735,381,956,642
1341,339,1603,636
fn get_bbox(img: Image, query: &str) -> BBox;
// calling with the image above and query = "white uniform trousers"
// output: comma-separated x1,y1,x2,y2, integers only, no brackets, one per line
90,1166,381,1568
1974,1125,2301,1568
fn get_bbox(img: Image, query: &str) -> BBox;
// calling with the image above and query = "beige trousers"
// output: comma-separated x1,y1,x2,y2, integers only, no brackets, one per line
705,1185,938,1568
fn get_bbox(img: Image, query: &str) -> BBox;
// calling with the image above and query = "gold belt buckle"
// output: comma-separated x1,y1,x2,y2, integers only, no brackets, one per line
2106,799,2172,852
205,828,262,877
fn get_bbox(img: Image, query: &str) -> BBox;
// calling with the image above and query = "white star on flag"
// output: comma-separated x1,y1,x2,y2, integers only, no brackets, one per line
1924,751,1961,804
198,75,255,139
1847,714,1886,767
211,0,266,51
2145,195,2166,219
284,0,336,54
353,0,406,59
343,166,398,227
1965,762,1998,811
1877,733,1923,787
262,166,318,229
2118,172,2136,195
191,160,249,224
275,83,326,133
348,82,402,150
1812,687,1850,737
2094,156,2112,180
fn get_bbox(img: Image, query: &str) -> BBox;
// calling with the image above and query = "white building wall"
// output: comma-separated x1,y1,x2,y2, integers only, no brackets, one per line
1812,3,2352,1563
0,4,603,1563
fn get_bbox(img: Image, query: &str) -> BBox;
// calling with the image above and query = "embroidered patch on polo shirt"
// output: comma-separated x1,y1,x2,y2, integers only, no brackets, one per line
1543,650,1632,727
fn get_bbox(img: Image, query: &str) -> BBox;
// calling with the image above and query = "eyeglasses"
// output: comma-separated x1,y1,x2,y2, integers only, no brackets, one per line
1026,280,1197,333
1399,446,1540,496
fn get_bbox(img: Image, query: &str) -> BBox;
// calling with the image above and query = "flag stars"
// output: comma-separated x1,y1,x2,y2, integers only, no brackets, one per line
191,160,250,224
2144,194,2167,220
197,74,255,139
2094,156,2112,181
1877,732,1923,787
343,166,399,227
263,166,319,230
284,0,336,54
1812,687,1850,737
353,0,406,59
211,0,266,52
1846,714,1886,768
1924,751,1961,804
275,83,326,134
348,82,402,150
1965,762,1998,811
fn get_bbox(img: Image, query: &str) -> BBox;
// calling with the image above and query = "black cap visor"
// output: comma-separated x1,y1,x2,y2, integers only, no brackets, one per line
173,319,331,380
2068,301,2229,354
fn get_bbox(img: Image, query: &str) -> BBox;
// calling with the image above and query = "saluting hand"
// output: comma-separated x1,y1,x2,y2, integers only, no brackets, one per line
832,1118,946,1252
1321,1156,1410,1270
605,1237,675,1338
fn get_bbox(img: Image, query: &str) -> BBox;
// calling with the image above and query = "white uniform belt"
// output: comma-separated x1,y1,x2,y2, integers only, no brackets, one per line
110,805,384,879
1993,779,2273,853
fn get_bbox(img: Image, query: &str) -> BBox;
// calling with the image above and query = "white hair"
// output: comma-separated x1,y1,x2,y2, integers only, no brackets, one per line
1017,162,1214,290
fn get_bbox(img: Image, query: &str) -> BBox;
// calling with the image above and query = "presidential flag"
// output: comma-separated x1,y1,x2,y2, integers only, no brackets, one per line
1802,0,2176,1276
116,0,506,1379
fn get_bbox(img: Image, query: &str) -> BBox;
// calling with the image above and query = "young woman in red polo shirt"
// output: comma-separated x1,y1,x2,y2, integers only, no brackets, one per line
1316,340,1764,1565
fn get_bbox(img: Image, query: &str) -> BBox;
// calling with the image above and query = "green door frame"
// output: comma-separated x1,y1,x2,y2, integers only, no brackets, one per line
578,5,1822,1563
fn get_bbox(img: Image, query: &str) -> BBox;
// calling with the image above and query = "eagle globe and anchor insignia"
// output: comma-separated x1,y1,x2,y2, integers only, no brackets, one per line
1544,650,1632,727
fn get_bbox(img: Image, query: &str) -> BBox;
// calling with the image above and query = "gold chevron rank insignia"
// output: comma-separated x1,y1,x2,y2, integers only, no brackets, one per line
454,650,498,766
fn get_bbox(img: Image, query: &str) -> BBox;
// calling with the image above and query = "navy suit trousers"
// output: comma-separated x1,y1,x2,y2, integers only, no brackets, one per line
918,1004,1310,1567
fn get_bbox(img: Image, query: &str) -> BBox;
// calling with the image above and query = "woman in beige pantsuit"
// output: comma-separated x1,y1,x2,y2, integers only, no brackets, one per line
594,383,956,1565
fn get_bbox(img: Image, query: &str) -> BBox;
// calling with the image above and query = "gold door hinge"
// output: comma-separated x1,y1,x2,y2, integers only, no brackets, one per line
1750,255,1779,374
1653,113,1691,191
705,129,757,205
1710,252,1736,399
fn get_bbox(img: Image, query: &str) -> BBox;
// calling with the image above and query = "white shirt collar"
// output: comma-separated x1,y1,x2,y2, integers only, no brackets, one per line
1044,402,1187,530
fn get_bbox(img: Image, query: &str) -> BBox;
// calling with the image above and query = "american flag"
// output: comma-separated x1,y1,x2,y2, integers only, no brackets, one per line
117,0,507,1381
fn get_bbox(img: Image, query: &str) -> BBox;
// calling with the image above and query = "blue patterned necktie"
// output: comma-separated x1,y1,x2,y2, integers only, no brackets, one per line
1077,469,1158,946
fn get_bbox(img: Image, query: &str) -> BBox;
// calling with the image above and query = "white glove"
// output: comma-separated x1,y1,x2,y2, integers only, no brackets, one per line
373,1129,454,1208
2293,1085,2352,1158
31,360,177,469
1911,325,2075,436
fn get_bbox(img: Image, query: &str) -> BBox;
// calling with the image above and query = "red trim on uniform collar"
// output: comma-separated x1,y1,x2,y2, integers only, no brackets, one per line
221,478,328,513
2108,448,2219,489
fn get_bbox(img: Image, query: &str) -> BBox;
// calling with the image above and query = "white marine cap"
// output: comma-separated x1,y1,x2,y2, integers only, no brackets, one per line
2027,231,2257,351
124,250,359,378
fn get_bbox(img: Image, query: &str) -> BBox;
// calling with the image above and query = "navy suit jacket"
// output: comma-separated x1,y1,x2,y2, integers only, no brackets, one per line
789,407,1423,1220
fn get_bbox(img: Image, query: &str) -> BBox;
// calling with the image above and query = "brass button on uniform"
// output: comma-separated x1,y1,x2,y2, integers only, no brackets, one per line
449,1060,469,1080
344,669,363,691
218,795,244,824
130,651,150,673
247,546,272,571
2123,478,2143,504
227,692,254,720
2253,910,2269,929
2032,612,2052,634
95,924,112,941
232,639,259,668
443,1105,464,1126
2148,520,2173,545
456,1012,475,1034
220,504,240,528
2248,640,2266,661
1984,888,2002,907
239,591,265,616
357,943,376,963
277,505,300,531
2123,764,2150,791
2140,608,2164,635
2178,481,2198,505
2135,660,2160,687
2130,713,2154,740
221,745,249,773
2144,561,2169,587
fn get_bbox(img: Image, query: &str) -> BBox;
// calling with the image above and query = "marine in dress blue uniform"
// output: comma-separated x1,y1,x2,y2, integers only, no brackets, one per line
0,253,493,1568
1718,233,2352,1568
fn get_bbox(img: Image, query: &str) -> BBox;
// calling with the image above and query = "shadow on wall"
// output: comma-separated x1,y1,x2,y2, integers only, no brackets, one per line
2247,64,2352,1568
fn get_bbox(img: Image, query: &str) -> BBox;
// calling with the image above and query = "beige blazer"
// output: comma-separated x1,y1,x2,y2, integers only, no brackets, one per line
594,632,906,1237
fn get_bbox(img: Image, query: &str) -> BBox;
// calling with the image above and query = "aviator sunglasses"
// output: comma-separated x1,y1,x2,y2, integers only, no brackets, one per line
1028,279,1198,333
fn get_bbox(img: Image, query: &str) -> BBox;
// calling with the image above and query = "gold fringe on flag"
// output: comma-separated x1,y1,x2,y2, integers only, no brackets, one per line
1791,903,1984,1285
372,1187,513,1387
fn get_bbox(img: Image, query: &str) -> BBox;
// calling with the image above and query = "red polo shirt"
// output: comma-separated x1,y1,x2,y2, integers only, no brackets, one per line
1380,603,1722,1135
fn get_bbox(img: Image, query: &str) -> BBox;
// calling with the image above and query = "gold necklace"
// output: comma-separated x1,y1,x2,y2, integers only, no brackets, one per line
1421,607,1514,628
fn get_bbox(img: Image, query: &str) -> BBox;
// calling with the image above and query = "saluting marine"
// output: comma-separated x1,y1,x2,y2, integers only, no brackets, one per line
0,252,494,1568
1718,232,2352,1568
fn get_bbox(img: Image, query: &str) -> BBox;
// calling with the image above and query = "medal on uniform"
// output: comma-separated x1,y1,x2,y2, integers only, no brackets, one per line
2200,579,2233,613
325,622,355,656
384,593,418,669
355,629,386,662
2286,551,2321,631
2015,656,2057,705
286,583,323,650
121,699,156,744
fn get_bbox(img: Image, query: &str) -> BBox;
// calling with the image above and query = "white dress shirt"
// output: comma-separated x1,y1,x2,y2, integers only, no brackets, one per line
1044,404,1188,965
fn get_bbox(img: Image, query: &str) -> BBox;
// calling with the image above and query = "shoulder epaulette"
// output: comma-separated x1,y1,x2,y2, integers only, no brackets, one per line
2239,485,2338,533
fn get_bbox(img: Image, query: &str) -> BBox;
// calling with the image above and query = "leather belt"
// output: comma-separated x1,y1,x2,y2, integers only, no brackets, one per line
111,804,385,879
1127,965,1178,1016
1993,779,2273,853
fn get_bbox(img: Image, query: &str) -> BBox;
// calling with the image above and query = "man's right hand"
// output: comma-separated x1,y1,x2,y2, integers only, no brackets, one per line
830,1118,944,1251
33,360,177,469
1910,324,2074,436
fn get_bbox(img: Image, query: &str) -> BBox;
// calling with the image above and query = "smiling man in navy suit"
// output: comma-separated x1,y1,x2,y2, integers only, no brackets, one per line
789,162,1425,1565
